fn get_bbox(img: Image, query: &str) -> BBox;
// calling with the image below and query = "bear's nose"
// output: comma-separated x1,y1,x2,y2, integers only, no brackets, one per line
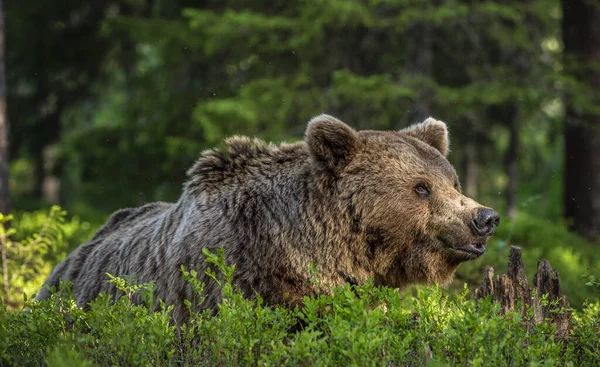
470,208,500,236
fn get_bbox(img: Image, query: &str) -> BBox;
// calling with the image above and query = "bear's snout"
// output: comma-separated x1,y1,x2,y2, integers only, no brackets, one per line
470,208,500,237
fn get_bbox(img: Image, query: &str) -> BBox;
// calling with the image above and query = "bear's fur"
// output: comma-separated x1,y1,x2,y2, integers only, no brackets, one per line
36,115,498,324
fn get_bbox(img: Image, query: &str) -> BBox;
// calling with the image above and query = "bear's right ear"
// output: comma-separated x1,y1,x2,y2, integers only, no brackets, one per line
400,117,449,156
306,114,360,174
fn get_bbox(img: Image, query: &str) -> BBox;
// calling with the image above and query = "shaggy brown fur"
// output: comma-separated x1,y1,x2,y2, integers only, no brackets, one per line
36,115,499,325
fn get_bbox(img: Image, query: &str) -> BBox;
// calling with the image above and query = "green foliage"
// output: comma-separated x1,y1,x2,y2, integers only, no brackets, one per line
6,0,565,220
571,301,600,363
0,206,98,308
73,284,175,366
583,272,600,294
184,250,296,366
11,207,97,256
0,279,175,367
1,259,599,366
0,282,85,366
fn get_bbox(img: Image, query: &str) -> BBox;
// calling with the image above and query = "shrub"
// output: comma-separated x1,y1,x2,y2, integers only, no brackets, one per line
0,206,98,308
0,256,598,366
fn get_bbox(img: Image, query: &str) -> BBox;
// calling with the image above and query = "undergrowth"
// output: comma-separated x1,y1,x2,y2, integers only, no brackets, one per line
1,255,599,366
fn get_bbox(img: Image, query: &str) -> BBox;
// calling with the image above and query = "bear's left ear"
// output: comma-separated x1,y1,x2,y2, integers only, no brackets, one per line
401,117,449,156
306,114,360,174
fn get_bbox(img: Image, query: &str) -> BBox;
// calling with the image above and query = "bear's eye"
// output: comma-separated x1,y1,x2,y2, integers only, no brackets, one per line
414,184,430,198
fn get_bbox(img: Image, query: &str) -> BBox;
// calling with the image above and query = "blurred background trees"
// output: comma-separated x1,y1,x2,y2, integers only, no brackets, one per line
3,0,598,240
0,0,9,216
562,0,600,240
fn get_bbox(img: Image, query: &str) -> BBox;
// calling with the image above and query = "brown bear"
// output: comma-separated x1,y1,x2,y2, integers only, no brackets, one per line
36,115,499,325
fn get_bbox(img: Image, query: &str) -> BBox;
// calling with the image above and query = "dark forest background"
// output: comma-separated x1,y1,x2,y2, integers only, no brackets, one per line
0,0,599,307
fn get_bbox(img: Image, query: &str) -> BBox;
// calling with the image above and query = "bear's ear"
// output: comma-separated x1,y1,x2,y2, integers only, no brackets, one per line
306,114,360,173
401,117,449,156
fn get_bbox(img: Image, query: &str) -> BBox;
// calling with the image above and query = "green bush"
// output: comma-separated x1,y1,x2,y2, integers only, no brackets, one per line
10,206,98,254
1,255,599,366
0,206,98,308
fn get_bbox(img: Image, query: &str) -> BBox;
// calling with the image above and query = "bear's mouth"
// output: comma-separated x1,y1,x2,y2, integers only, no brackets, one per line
437,237,486,257
454,243,486,256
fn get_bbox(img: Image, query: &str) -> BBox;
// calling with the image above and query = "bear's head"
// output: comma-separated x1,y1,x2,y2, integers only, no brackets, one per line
306,114,500,288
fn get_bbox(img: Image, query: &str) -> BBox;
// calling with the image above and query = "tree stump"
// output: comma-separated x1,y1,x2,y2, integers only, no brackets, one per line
475,246,572,340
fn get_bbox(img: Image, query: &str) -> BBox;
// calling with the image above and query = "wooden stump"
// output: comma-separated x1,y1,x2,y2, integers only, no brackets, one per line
475,246,572,340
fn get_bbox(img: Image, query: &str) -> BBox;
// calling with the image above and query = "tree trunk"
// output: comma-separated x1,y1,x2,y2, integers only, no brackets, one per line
411,22,432,121
0,0,9,216
505,115,519,219
41,145,60,204
0,0,8,304
475,246,572,341
463,142,478,199
562,0,600,240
